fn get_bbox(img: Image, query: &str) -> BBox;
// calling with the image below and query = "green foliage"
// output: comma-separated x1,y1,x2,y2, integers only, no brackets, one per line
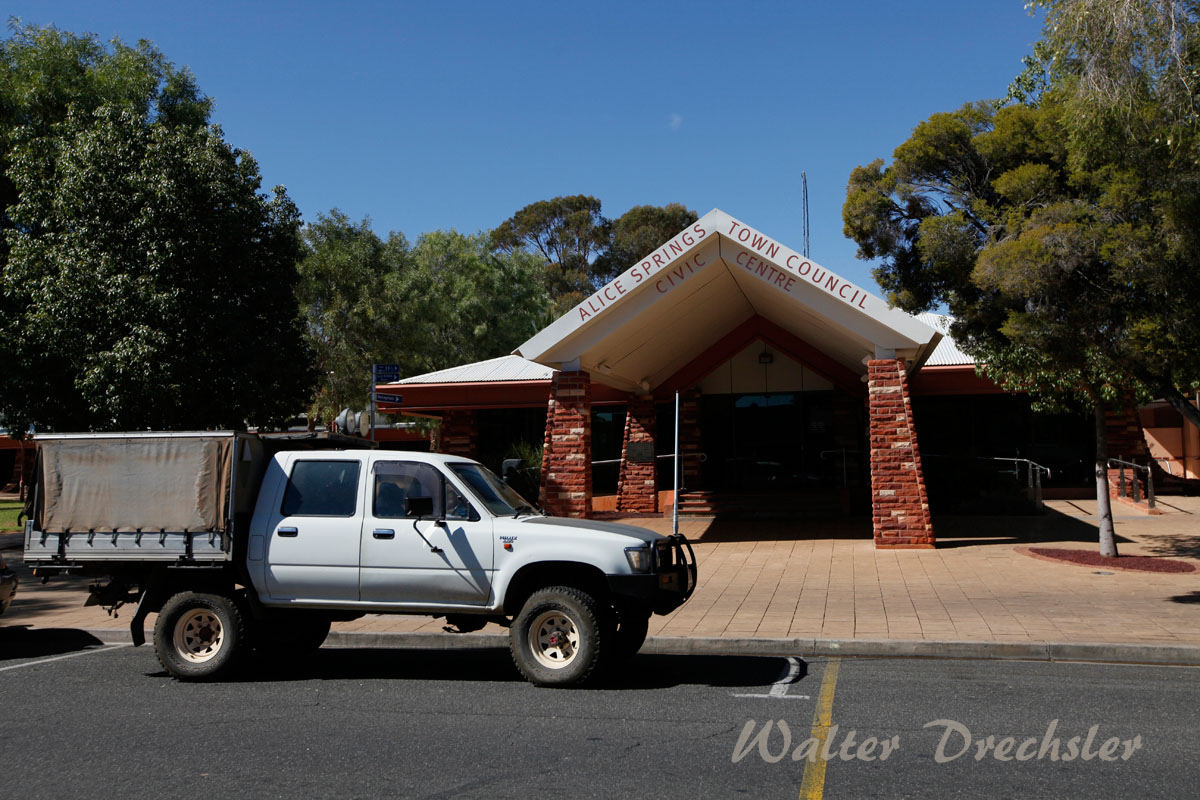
1,23,312,430
842,91,1191,418
596,202,698,281
490,194,611,315
490,197,698,317
404,229,554,370
298,215,552,424
296,210,412,426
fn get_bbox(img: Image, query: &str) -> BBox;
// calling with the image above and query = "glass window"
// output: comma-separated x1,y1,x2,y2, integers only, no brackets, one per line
448,462,537,517
281,460,361,517
445,480,474,521
374,461,444,519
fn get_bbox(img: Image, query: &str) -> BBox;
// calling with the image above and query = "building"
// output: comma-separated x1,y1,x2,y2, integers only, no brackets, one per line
381,209,1154,549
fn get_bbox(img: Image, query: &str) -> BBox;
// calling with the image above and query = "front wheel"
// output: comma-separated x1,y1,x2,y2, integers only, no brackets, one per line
153,592,248,681
510,586,603,687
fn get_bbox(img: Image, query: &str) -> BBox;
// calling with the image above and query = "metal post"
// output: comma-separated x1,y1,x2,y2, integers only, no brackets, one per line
672,390,680,539
1034,466,1043,513
1132,464,1141,503
1147,466,1156,510
1118,463,1126,498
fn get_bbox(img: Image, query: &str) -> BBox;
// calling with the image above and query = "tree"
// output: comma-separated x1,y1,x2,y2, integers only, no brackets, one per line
1018,0,1200,430
298,217,552,426
296,211,412,427
1,23,312,431
596,202,699,280
843,101,1140,555
843,1,1200,557
402,229,552,370
490,195,611,315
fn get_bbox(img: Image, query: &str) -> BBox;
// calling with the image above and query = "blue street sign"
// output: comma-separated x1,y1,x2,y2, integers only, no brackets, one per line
375,392,404,404
373,363,401,382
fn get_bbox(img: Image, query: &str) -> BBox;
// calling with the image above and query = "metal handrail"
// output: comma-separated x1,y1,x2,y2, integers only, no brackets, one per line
1107,458,1156,509
591,452,707,466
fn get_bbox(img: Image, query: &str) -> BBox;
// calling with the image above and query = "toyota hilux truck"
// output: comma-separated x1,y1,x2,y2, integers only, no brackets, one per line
21,432,695,686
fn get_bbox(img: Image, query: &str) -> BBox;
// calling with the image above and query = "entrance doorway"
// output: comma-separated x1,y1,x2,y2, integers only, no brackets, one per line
699,389,866,494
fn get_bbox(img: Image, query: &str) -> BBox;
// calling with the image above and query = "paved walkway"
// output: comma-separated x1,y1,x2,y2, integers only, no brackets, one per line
3,499,1199,651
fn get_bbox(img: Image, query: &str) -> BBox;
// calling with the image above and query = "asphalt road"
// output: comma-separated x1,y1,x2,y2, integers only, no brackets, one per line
0,633,1196,799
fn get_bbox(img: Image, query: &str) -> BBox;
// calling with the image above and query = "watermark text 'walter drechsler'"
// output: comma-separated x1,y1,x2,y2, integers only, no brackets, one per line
732,719,1143,764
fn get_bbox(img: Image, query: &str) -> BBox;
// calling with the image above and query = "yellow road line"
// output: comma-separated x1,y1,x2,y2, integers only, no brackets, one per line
798,658,841,799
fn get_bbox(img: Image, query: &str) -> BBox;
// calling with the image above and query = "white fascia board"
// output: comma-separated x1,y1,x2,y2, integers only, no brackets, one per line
709,211,937,345
514,208,938,364
515,210,721,364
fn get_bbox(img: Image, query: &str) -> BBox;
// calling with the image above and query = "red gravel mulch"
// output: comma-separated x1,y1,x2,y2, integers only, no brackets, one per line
1018,546,1197,573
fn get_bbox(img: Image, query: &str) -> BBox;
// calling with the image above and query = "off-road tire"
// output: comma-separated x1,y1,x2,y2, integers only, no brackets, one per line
510,586,603,687
153,592,248,681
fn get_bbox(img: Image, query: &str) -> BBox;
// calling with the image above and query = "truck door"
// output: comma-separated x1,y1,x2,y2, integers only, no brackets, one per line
359,459,494,605
262,455,365,602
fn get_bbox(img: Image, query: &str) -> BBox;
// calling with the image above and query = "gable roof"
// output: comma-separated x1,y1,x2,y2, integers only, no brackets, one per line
514,208,941,391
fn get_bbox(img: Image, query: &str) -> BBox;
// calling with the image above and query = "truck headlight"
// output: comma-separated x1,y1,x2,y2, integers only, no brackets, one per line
625,546,652,573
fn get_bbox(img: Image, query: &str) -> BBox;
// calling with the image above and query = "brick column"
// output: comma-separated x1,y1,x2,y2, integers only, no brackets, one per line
679,389,702,489
539,370,592,518
617,395,658,513
436,410,478,459
868,359,934,548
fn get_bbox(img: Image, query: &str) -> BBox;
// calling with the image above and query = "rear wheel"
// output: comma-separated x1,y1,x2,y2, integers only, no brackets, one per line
510,586,603,687
154,592,248,681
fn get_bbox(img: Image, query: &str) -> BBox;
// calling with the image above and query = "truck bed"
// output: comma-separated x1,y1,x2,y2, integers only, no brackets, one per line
24,431,261,566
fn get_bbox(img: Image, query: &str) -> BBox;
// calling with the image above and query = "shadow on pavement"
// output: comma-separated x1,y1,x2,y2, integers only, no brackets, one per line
0,625,106,661
162,648,801,691
933,506,1132,548
1168,592,1200,604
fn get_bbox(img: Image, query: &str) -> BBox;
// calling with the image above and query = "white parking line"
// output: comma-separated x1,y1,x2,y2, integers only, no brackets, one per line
0,644,130,673
732,656,811,699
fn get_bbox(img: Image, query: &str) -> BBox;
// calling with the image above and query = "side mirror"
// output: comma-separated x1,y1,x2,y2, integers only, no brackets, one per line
501,458,521,485
406,495,434,519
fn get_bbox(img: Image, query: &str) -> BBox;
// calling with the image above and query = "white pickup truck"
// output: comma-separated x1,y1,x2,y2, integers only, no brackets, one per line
22,432,695,686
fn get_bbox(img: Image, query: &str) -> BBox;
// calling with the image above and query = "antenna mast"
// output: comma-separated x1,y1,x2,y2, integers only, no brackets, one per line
801,171,810,258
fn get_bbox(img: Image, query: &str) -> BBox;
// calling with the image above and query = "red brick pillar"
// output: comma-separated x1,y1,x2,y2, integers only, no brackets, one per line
617,395,658,513
539,371,592,518
679,389,702,489
868,359,934,548
436,410,478,459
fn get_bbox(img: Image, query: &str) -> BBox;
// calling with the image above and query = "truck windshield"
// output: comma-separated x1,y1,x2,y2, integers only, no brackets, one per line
447,463,537,517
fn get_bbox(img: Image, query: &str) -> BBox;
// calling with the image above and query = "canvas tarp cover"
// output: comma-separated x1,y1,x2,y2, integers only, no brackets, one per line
40,436,233,533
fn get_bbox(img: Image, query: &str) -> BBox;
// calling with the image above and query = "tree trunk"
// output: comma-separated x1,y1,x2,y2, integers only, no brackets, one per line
1154,380,1200,432
1094,402,1118,558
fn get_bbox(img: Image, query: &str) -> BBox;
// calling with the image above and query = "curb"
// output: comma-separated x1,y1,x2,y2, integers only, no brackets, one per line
70,628,1200,667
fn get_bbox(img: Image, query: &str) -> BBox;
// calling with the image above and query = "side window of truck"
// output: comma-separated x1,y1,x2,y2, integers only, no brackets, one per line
374,462,476,521
281,460,361,517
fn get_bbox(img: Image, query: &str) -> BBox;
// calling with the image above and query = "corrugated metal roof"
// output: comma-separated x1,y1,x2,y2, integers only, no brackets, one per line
394,355,556,385
917,313,977,366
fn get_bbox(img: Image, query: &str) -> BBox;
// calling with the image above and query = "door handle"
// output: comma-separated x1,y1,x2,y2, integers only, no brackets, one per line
277,527,298,537
373,528,395,539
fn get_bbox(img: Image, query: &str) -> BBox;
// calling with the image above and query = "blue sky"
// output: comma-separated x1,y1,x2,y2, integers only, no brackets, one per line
7,1,1042,293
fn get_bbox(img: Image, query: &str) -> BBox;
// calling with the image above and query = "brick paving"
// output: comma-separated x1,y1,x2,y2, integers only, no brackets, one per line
3,498,1198,647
